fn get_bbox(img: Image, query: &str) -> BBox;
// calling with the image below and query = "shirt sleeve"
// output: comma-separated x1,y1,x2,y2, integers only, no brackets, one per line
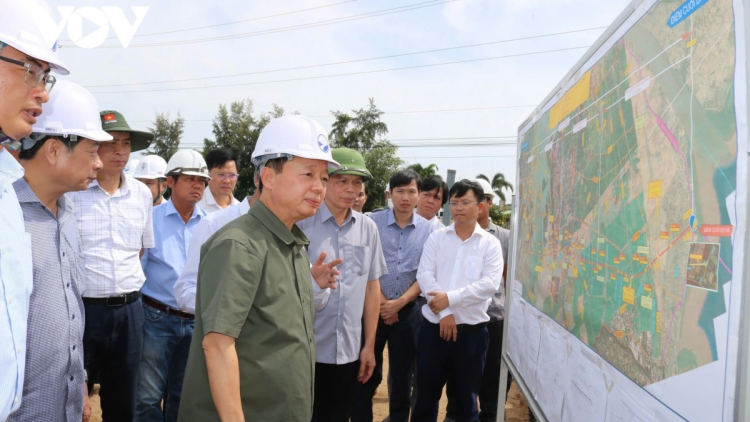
446,237,504,309
199,238,263,338
174,219,214,314
367,224,388,282
312,280,331,311
142,192,155,249
417,232,453,319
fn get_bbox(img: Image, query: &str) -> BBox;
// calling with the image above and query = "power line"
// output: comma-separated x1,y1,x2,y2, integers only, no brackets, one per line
126,104,538,123
65,0,455,49
90,46,590,94
84,27,605,88
71,0,362,40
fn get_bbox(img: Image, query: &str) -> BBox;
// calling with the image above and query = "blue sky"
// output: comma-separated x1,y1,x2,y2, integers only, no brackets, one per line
47,0,632,203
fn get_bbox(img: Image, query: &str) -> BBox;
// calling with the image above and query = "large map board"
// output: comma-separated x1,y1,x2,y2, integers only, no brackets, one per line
505,0,748,420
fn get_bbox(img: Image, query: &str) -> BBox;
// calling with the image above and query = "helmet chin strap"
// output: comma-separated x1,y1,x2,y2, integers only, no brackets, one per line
154,178,167,205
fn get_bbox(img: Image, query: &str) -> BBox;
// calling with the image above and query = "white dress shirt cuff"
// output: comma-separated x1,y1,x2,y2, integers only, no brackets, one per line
314,288,331,311
438,307,454,320
447,289,463,308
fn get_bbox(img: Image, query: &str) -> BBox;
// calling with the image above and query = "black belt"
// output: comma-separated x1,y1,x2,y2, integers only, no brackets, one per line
143,295,194,320
83,291,141,307
456,322,487,334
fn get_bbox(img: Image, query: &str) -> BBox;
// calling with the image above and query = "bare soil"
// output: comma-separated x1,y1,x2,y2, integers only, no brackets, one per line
90,349,531,422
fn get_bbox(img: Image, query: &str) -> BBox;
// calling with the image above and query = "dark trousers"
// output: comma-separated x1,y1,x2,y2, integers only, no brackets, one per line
352,301,421,422
412,320,489,422
84,297,144,422
446,319,511,422
312,360,360,422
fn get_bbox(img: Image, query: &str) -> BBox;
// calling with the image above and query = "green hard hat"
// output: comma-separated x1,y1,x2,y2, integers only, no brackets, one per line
330,147,372,181
100,110,155,152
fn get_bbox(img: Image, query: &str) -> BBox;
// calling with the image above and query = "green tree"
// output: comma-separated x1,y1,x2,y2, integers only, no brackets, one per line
330,98,402,211
407,163,441,180
147,112,184,162
489,204,503,225
476,172,514,203
330,98,388,151
202,99,285,200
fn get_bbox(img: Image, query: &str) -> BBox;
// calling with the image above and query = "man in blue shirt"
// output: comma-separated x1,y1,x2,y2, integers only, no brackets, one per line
0,2,69,418
353,170,435,422
136,150,210,422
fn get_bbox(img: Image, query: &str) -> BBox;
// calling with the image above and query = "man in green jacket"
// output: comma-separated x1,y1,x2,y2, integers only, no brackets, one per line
178,115,343,422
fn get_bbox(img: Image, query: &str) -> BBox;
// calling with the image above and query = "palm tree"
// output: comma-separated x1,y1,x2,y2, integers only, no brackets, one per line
407,163,441,180
476,172,514,203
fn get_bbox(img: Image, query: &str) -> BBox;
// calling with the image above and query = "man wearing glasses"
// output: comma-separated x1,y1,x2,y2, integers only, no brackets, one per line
413,179,504,422
0,1,69,420
197,148,240,213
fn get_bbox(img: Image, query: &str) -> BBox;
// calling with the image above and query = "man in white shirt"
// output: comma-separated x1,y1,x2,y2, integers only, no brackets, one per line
413,179,504,422
67,110,155,422
416,177,447,229
196,148,240,212
173,192,255,314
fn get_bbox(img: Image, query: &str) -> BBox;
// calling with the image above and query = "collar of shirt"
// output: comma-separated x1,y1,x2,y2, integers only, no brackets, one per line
446,222,487,242
202,187,239,207
385,208,416,228
0,148,23,188
163,198,206,223
484,221,498,233
239,196,252,215
88,172,130,197
15,177,74,221
251,200,309,249
319,201,356,228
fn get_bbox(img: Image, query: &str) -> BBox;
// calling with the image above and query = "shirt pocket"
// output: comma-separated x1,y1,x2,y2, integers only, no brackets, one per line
115,206,145,251
464,256,483,280
350,245,371,277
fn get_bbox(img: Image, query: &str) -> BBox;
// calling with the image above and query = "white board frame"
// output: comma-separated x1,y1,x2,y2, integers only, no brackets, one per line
497,0,750,420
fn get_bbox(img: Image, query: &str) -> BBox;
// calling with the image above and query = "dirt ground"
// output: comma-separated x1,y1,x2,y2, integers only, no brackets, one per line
90,350,531,422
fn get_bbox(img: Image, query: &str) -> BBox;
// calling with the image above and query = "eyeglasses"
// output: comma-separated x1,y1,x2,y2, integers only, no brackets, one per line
212,172,239,180
449,201,480,208
0,56,56,92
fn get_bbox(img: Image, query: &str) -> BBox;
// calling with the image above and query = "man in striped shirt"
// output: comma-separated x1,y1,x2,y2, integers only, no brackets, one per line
67,110,155,422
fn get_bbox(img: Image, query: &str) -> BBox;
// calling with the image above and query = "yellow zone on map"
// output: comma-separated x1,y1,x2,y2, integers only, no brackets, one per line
641,296,653,310
656,312,661,333
648,180,663,198
623,287,635,305
548,71,591,130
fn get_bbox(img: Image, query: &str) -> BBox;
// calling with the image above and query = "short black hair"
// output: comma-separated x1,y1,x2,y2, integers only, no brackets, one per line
389,169,422,192
422,177,448,205
18,136,75,160
449,179,483,202
205,148,239,171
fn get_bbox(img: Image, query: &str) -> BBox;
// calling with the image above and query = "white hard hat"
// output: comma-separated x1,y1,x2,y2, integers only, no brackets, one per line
0,0,70,74
134,155,167,180
21,80,113,150
166,150,211,180
124,159,139,176
252,115,340,169
472,178,494,199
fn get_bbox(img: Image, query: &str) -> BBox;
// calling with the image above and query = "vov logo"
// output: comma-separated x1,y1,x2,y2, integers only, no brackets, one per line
32,6,150,49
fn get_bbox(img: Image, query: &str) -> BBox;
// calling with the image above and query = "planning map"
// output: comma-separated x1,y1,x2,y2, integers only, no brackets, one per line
515,0,737,387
